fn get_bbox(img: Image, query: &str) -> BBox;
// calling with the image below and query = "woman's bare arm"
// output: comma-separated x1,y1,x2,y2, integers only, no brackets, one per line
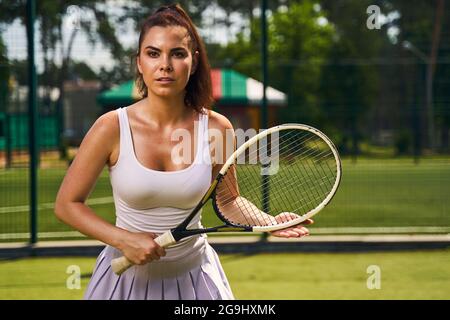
54,111,129,248
54,111,165,262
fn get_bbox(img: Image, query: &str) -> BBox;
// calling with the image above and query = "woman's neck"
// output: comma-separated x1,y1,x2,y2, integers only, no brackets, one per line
139,92,193,127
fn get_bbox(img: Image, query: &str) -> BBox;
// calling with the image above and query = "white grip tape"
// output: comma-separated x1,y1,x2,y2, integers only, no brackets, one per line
111,231,176,275
154,231,176,248
111,256,133,275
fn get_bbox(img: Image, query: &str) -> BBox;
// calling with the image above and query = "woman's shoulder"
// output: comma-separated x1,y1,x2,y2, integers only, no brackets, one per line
206,109,234,132
86,109,120,145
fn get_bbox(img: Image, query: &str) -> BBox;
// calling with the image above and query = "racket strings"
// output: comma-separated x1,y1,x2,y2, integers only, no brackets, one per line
218,170,335,227
215,132,307,226
215,132,311,226
225,139,335,217
216,130,335,226
225,133,334,207
214,129,338,228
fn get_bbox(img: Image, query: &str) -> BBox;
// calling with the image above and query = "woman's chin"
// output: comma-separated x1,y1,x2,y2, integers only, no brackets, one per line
151,89,182,99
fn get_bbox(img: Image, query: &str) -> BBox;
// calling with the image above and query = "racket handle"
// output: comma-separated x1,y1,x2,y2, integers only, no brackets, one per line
154,230,176,247
111,231,176,275
111,256,133,275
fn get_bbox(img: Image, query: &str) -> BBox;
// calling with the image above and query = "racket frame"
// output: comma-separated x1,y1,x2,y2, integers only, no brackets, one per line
171,123,342,239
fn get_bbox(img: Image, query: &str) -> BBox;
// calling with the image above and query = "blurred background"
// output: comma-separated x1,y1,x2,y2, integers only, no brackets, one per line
0,0,449,300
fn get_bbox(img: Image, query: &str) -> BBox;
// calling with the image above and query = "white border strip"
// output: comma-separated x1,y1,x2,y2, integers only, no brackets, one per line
1,227,449,241
0,231,84,240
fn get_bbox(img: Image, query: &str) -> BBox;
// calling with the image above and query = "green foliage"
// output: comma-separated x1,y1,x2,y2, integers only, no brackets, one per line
70,61,98,81
1,1,448,154
319,0,386,154
268,2,334,124
209,1,334,125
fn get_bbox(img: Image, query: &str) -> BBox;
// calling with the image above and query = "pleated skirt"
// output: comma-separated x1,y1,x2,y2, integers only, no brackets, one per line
83,242,235,300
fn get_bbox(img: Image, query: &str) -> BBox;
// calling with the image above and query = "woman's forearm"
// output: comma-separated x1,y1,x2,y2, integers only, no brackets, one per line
220,196,277,226
55,202,130,250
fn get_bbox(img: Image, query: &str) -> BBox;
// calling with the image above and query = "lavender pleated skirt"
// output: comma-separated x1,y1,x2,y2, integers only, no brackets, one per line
83,242,234,300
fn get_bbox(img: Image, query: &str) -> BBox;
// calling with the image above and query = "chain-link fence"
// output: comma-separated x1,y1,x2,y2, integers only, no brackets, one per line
0,1,449,243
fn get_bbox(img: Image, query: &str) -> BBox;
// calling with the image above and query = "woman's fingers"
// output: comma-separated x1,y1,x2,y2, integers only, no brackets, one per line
301,218,314,225
271,224,310,238
294,226,310,234
156,246,166,257
147,232,167,257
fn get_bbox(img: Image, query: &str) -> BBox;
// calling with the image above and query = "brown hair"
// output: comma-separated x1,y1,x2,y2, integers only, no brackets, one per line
135,4,213,113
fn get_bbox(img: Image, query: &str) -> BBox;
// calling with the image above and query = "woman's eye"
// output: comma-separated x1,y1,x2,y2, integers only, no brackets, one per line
173,52,186,58
146,51,185,58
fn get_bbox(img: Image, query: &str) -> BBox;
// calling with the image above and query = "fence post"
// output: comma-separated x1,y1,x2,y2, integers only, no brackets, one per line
5,113,12,168
26,0,38,244
260,0,269,242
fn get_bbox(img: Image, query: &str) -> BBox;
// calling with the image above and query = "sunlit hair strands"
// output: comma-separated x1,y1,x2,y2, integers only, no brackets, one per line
135,4,213,113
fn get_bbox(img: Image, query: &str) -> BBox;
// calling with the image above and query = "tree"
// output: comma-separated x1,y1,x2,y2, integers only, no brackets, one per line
210,1,334,127
0,0,127,158
268,2,334,126
319,0,385,158
380,0,449,153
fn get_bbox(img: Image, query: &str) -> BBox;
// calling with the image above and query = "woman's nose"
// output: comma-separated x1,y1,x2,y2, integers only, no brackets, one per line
160,56,173,72
160,64,173,71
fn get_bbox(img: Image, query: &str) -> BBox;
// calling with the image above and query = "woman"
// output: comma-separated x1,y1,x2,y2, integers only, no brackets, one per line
55,4,312,300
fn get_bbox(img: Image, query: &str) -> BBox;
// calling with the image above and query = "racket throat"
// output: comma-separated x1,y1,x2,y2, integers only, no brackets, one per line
175,175,224,233
172,225,252,241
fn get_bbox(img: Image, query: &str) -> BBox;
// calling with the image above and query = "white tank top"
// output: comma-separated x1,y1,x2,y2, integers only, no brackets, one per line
109,107,212,261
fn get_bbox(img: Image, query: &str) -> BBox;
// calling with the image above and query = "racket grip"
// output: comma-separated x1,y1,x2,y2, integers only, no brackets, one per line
111,231,176,275
154,230,176,247
111,256,133,275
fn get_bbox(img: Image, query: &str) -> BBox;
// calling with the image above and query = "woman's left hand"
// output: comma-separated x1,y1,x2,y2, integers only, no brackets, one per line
270,212,314,238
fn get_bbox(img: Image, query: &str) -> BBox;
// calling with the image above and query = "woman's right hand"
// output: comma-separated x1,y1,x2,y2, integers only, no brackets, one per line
118,232,166,265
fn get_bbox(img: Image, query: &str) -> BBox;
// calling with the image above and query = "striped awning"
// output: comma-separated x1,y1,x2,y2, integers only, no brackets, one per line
211,69,286,106
97,68,286,107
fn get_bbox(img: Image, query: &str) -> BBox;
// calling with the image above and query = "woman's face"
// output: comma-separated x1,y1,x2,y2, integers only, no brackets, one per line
137,25,198,100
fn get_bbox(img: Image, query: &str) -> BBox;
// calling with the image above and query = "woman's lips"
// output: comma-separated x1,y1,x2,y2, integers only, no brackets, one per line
156,78,175,84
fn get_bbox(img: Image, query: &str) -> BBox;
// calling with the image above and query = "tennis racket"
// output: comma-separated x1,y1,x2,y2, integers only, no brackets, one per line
111,123,342,275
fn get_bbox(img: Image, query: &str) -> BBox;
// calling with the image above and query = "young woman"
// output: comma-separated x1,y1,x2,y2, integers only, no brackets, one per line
55,4,312,300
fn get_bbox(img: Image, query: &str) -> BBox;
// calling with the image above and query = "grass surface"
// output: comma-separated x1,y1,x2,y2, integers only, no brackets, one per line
0,249,449,299
1,158,449,240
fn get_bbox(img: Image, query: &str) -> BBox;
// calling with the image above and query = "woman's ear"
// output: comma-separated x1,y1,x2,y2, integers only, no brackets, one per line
191,51,199,75
136,55,143,74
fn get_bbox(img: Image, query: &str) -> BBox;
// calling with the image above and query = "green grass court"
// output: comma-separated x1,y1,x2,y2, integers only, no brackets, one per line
0,249,449,299
1,158,449,240
1,157,449,300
